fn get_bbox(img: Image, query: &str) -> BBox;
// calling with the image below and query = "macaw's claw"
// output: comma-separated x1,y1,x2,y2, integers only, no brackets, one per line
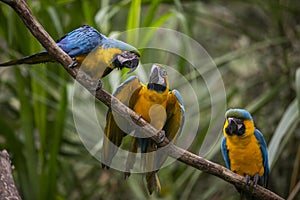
96,80,102,91
157,130,165,144
124,172,131,179
68,57,78,68
101,163,110,169
245,174,251,185
252,174,260,187
137,114,142,121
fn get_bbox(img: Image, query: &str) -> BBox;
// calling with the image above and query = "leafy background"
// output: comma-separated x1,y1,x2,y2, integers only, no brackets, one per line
0,0,299,199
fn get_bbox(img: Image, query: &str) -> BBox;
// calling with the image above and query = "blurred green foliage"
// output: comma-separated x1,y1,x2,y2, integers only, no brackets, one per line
0,0,299,199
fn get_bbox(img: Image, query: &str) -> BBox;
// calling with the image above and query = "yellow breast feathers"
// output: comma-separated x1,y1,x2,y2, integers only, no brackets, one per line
133,86,169,130
224,120,265,177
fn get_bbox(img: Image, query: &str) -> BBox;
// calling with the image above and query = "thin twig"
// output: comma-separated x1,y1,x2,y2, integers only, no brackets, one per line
287,180,300,200
0,0,284,199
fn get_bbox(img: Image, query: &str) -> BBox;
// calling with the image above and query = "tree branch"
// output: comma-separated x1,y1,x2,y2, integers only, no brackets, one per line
0,150,22,200
0,0,284,199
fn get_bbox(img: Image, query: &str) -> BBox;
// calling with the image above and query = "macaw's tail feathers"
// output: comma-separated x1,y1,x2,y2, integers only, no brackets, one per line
125,137,138,179
146,172,161,195
142,142,160,194
239,190,257,200
0,51,55,66
101,134,120,169
154,147,169,170
102,110,125,169
140,141,156,172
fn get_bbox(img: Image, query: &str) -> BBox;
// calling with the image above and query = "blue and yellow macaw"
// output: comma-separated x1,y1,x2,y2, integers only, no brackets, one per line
0,25,140,78
221,108,269,199
102,64,185,194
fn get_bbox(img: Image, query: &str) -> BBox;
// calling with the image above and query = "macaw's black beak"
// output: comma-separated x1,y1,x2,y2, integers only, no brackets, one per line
226,118,238,136
147,64,168,92
225,117,245,136
101,51,139,78
113,51,140,73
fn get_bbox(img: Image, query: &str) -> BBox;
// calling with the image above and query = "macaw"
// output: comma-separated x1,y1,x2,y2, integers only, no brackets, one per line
221,108,269,199
0,25,140,78
102,64,185,194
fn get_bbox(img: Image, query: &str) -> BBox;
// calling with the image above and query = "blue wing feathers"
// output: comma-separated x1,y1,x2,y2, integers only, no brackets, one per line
57,25,105,57
173,89,184,107
172,89,185,137
221,137,230,169
254,129,269,187
113,76,138,96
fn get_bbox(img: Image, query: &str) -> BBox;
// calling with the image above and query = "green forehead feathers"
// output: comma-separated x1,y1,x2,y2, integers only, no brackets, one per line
225,108,253,120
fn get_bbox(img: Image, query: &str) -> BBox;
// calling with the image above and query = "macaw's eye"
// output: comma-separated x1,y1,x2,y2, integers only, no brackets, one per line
160,70,167,77
124,60,132,66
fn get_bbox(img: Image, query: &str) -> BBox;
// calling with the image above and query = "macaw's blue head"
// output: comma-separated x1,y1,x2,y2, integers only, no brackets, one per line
224,108,253,136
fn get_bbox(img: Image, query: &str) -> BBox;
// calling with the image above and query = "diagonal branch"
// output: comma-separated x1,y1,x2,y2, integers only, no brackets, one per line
0,0,284,199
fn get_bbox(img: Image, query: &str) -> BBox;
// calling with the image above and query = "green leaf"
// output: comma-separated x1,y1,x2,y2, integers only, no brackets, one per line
47,6,63,36
296,68,300,118
268,99,299,168
15,68,39,200
44,85,68,200
268,68,300,169
126,0,141,45
141,0,162,27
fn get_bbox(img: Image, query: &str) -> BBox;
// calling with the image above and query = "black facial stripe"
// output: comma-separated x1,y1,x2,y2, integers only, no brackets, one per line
112,56,122,69
236,123,245,136
225,126,233,136
147,83,167,92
